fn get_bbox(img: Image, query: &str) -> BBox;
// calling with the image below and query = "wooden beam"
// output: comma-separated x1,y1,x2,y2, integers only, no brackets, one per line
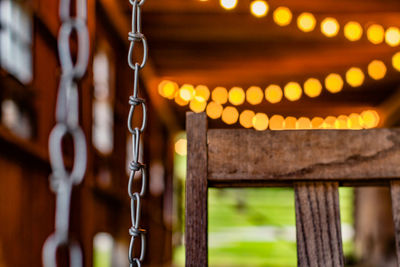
207,128,400,186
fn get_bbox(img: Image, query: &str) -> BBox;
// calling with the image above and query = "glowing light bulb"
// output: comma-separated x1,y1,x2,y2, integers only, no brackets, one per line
206,102,223,119
368,60,386,80
220,0,237,10
194,85,210,102
361,110,379,128
348,113,363,129
175,91,189,106
367,24,384,44
321,17,339,37
265,85,283,104
344,21,363,41
296,117,311,129
269,115,284,130
158,80,178,99
335,115,348,129
297,12,316,32
311,117,324,129
284,82,302,101
252,113,269,131
246,86,263,105
250,0,268,18
325,73,343,93
385,27,400,47
323,116,336,129
228,87,245,105
239,110,255,128
179,84,195,101
304,78,322,98
346,67,364,87
392,52,400,72
284,116,297,129
189,99,206,113
175,139,187,156
221,106,239,125
212,87,228,104
273,7,292,27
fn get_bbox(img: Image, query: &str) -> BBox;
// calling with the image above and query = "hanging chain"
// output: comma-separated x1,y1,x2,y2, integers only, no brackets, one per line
42,0,89,266
127,0,148,266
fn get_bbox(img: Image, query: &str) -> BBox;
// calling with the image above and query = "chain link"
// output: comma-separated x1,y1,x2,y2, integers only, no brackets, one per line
127,0,148,266
42,0,89,265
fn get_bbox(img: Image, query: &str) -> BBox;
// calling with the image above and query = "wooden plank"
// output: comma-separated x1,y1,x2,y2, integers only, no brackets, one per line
207,128,400,186
295,182,344,267
185,112,208,267
390,181,400,265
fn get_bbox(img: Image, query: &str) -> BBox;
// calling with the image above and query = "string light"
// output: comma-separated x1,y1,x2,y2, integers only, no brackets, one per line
221,106,239,124
220,0,237,10
385,27,400,47
361,110,379,128
246,86,264,105
321,17,339,37
269,115,285,130
265,84,283,104
158,80,178,99
212,87,228,104
297,12,316,32
174,91,189,106
228,87,245,105
296,117,311,129
324,116,336,129
273,7,292,27
348,113,363,129
325,73,343,93
284,116,297,129
179,84,195,101
252,113,269,131
311,117,324,129
175,138,187,156
206,101,223,119
367,24,385,44
304,78,322,98
284,82,302,101
368,60,386,80
346,67,364,87
194,85,210,102
344,21,363,41
335,115,348,129
189,99,207,113
239,110,256,128
250,0,268,18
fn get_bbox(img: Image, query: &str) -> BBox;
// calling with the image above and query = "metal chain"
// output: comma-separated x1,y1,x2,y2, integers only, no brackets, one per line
42,0,89,265
127,0,148,266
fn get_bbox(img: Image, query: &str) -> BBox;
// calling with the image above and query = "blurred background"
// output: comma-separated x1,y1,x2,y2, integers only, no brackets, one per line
1,0,400,266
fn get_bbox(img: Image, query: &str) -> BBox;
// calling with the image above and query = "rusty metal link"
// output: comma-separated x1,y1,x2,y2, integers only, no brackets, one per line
42,0,89,265
127,0,149,265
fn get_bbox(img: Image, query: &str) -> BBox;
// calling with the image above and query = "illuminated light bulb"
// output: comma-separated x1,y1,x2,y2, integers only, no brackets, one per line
246,86,263,105
220,0,237,10
273,7,292,27
348,113,363,129
228,87,245,105
212,87,228,104
158,80,178,99
175,138,187,156
335,115,348,129
321,17,339,37
179,84,195,101
297,12,316,32
189,99,207,113
221,106,239,125
311,117,324,129
252,113,269,131
269,115,285,130
368,60,386,80
304,78,322,98
323,116,336,129
361,110,379,128
250,0,268,18
367,24,385,44
344,21,363,41
325,73,343,93
284,82,302,101
194,85,210,102
265,84,283,104
392,52,400,72
174,91,189,106
206,101,223,119
296,117,311,129
346,67,365,87
284,116,297,129
385,27,400,47
239,110,256,128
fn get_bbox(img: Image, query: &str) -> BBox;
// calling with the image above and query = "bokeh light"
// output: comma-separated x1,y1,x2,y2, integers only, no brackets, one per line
296,117,311,129
194,85,210,102
269,115,284,130
239,110,256,128
252,113,269,131
179,84,195,101
385,27,400,47
284,82,302,101
246,86,264,105
311,117,324,129
325,73,343,93
158,80,178,99
273,7,292,26
345,67,365,87
206,101,223,119
348,113,363,129
392,52,400,71
297,12,316,32
284,116,297,129
212,87,228,104
367,24,385,44
265,84,283,103
344,21,363,41
221,106,239,125
175,91,189,106
250,0,269,18
220,0,237,10
321,17,339,37
361,110,379,128
304,78,322,98
368,60,386,80
189,99,207,113
323,116,336,129
229,87,245,105
175,139,187,156
335,115,348,129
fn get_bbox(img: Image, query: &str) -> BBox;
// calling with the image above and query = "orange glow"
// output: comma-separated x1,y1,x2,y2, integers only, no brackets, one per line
392,52,400,72
158,80,178,99
250,0,269,18
335,115,348,129
284,82,302,101
189,99,206,113
212,87,228,104
175,139,187,156
344,21,363,41
321,17,339,37
325,73,343,93
346,67,364,87
179,84,195,101
273,7,292,26
221,106,239,125
284,116,297,129
367,24,384,44
229,87,245,105
304,78,322,98
368,60,386,80
265,85,283,104
297,12,316,32
174,91,189,106
269,115,285,130
311,117,324,129
252,113,269,131
194,85,210,102
206,101,223,119
361,110,379,128
220,0,237,10
246,86,263,105
239,110,256,128
323,116,336,129
385,27,400,47
296,117,311,129
348,113,363,129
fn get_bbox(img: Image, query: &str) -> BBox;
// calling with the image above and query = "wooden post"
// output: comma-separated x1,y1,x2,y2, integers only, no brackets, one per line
295,182,344,267
390,181,400,265
185,112,208,267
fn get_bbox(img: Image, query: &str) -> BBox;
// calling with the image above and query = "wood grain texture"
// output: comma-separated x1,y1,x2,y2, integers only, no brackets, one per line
185,112,208,267
390,181,400,265
295,182,344,267
208,129,400,186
